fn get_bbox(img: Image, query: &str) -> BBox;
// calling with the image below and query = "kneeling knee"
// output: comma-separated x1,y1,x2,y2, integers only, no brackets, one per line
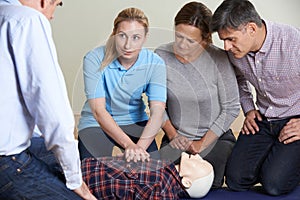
263,182,291,196
225,175,249,192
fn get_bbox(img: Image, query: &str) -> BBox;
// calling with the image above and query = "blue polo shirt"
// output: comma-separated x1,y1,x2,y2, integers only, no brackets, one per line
78,46,166,131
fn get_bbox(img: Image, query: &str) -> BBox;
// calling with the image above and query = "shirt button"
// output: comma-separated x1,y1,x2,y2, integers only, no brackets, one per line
270,106,273,109
12,156,16,161
17,168,21,173
257,60,260,64
258,78,262,82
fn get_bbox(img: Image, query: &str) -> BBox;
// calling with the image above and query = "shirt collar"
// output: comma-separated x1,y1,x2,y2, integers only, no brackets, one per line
108,48,144,70
247,20,272,57
107,59,128,71
0,0,21,6
259,20,272,54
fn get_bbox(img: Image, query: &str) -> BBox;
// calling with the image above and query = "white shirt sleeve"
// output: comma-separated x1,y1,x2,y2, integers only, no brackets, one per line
11,12,82,189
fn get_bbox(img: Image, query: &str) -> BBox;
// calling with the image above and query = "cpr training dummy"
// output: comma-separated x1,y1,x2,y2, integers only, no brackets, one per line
178,152,214,198
81,152,214,199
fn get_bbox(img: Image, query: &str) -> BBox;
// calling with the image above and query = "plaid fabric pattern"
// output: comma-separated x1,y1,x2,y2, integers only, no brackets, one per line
82,157,188,200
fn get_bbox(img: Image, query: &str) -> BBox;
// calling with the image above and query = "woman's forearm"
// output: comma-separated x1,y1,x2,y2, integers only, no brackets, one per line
137,101,165,149
89,98,134,149
162,119,179,140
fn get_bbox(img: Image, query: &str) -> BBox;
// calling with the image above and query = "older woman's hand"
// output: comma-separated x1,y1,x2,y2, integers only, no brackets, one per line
170,134,192,151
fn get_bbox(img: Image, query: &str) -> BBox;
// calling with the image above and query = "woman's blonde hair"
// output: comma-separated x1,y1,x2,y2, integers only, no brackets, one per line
100,7,149,70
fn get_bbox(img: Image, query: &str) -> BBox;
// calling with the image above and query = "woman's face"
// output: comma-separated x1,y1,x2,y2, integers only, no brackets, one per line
173,24,206,60
115,20,147,68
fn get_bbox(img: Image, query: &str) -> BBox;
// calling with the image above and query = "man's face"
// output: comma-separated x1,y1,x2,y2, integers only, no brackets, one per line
218,26,254,59
20,0,63,20
41,0,63,20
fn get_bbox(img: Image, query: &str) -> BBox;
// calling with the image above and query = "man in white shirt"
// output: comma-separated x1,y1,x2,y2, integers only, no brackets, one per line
0,0,96,199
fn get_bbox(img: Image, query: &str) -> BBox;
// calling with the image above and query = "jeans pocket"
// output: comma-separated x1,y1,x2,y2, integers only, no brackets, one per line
0,162,13,195
0,181,13,195
0,162,9,172
14,151,33,172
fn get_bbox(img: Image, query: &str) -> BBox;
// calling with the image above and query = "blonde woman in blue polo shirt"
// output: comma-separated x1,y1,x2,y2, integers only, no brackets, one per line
78,7,166,162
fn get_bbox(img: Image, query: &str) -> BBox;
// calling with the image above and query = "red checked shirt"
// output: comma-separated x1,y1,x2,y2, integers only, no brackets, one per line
81,157,188,200
229,20,300,119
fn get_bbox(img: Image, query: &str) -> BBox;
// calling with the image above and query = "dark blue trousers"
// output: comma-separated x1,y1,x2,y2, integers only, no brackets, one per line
0,137,82,200
226,115,300,196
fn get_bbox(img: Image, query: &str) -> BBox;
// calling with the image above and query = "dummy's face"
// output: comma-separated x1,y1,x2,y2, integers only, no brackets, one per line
173,24,205,59
218,26,254,58
115,20,147,67
179,153,213,188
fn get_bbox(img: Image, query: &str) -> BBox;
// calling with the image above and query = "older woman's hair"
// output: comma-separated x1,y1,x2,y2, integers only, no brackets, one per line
174,1,213,44
101,7,149,69
211,0,262,33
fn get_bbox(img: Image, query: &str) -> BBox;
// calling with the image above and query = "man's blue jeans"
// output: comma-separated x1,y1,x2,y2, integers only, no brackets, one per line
0,137,82,200
226,115,300,196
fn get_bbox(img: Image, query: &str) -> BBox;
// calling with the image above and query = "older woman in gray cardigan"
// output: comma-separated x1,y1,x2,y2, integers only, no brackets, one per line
155,2,240,188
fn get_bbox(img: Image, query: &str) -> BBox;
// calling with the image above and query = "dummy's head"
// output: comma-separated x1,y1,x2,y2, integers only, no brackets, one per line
178,152,214,198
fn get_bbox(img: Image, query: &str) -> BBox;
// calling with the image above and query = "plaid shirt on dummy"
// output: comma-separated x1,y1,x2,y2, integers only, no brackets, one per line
81,157,188,200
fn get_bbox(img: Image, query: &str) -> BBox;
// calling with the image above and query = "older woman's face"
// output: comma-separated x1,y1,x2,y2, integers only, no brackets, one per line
115,20,147,67
174,24,206,59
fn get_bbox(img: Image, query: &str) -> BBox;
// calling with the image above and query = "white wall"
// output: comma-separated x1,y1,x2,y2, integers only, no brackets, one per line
50,0,300,114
